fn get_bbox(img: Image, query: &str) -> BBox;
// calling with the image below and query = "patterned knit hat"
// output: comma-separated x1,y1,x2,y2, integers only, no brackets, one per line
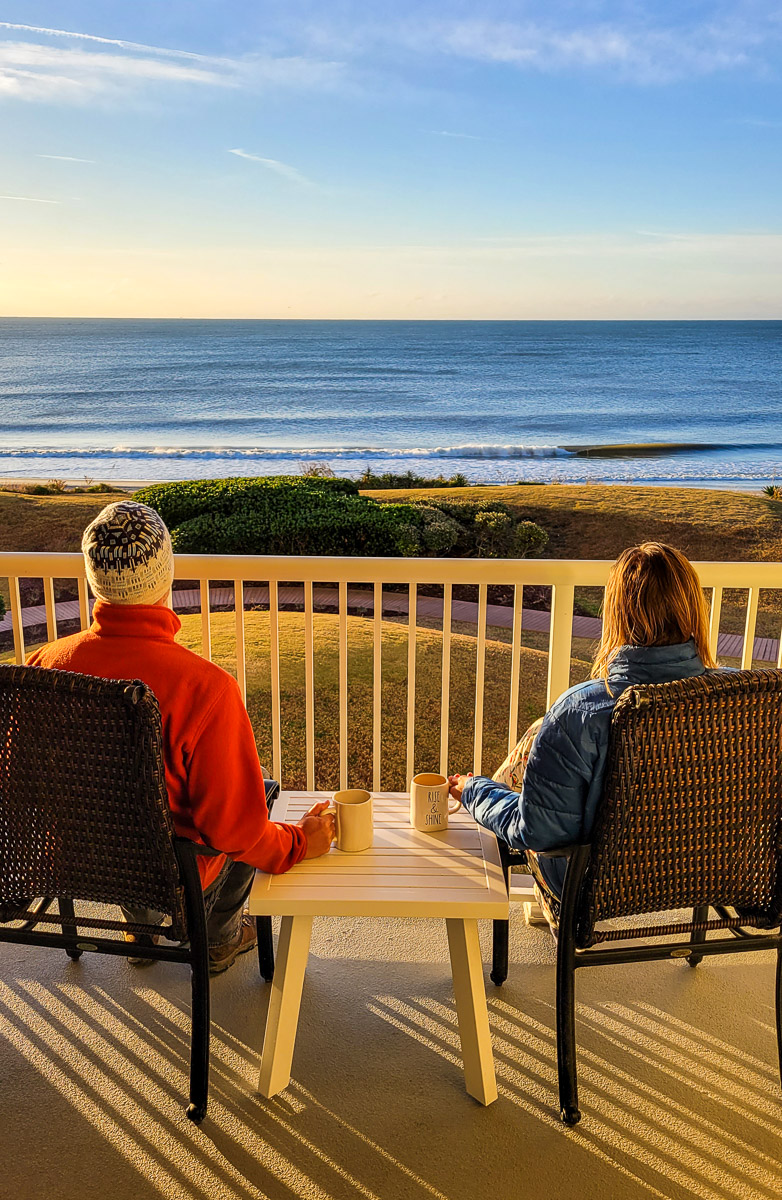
82,501,174,606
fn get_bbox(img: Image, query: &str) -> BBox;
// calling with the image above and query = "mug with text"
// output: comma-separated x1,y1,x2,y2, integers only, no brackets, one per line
410,772,461,832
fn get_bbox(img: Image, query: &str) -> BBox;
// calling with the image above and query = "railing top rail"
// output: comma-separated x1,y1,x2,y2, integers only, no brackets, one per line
2,551,782,589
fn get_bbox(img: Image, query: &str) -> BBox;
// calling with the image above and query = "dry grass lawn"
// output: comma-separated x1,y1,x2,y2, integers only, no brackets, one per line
173,610,589,791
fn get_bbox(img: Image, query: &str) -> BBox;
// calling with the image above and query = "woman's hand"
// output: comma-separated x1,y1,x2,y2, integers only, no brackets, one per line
448,773,473,804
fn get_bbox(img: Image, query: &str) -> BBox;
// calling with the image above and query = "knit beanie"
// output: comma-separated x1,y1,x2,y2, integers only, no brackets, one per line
82,501,174,606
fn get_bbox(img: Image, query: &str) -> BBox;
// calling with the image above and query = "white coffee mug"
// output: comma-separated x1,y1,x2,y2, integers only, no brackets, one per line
410,773,461,832
329,789,374,853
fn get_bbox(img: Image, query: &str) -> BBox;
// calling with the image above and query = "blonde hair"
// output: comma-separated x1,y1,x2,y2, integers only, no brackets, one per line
591,542,716,681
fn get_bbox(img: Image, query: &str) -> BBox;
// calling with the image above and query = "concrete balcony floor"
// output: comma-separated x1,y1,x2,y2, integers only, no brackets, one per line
1,910,781,1200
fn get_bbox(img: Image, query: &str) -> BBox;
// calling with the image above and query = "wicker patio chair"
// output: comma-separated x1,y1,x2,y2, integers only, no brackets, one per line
0,663,221,1124
491,668,782,1126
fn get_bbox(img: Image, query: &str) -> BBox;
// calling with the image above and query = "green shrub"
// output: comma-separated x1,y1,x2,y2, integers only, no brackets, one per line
171,494,405,557
134,475,358,529
132,475,547,560
0,593,5,620
390,496,547,559
357,469,468,489
762,484,782,500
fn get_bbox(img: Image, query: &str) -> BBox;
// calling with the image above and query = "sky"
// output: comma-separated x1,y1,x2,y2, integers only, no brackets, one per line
0,1,781,318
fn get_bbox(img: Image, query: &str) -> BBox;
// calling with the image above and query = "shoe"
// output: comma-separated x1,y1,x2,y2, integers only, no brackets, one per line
209,914,258,975
123,932,160,966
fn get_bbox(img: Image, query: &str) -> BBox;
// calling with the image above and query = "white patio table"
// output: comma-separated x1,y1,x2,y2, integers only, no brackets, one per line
249,790,509,1106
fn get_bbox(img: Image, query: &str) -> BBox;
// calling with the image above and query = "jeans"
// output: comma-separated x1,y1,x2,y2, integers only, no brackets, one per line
122,858,256,948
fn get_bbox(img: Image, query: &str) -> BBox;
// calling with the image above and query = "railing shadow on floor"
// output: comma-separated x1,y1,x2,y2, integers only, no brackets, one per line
1,944,781,1200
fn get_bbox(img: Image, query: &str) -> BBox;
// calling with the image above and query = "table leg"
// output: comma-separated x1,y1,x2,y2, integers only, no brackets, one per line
257,915,313,1098
446,918,498,1106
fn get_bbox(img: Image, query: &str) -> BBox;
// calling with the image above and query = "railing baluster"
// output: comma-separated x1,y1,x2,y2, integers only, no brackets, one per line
304,581,315,791
439,583,453,778
339,580,348,790
77,577,90,631
269,580,282,783
547,583,575,709
406,583,417,786
473,583,488,775
9,578,25,663
709,586,723,660
372,581,382,793
508,583,523,754
43,578,57,643
234,579,246,704
742,587,759,670
200,580,212,661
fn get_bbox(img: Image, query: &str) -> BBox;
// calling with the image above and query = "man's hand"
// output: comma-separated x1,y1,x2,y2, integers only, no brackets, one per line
298,800,336,858
448,773,473,804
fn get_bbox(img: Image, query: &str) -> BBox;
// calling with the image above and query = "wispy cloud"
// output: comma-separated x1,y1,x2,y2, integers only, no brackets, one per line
228,148,315,187
0,194,60,203
301,7,780,85
0,21,215,61
430,130,482,140
407,18,764,83
0,22,343,104
732,117,782,128
37,154,94,162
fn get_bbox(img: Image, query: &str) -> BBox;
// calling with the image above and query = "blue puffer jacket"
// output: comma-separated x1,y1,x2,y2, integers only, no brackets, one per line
461,640,712,894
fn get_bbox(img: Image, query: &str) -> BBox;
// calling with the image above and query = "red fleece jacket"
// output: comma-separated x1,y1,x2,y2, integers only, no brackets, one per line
26,601,307,887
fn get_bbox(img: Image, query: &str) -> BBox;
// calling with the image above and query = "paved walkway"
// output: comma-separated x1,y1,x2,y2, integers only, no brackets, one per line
5,584,778,661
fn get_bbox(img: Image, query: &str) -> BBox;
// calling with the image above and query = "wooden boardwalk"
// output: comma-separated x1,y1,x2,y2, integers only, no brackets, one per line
5,584,778,662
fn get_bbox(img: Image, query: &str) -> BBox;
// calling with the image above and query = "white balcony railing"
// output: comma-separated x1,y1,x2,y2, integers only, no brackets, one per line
3,552,782,790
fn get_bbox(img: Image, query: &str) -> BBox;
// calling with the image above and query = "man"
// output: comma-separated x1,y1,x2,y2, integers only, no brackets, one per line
27,500,335,972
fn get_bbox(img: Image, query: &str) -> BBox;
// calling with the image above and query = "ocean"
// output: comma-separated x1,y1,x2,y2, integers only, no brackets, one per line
1,319,780,487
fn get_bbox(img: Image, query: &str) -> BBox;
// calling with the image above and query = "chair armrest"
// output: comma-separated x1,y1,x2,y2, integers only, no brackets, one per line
264,779,280,816
174,836,223,858
534,844,589,859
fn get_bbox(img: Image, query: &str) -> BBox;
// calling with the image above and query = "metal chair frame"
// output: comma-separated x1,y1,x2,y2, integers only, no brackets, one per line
0,837,215,1122
488,669,782,1125
0,665,279,1123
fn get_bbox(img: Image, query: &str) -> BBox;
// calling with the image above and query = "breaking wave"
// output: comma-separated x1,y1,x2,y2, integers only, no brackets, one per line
1,441,769,462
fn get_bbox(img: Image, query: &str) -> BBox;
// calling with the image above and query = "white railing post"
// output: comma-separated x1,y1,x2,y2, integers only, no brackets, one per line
269,580,282,784
742,587,760,670
77,577,90,631
199,579,211,661
439,583,453,778
339,580,348,791
9,578,24,664
709,586,723,661
234,579,246,704
473,583,488,775
406,583,417,787
372,582,382,793
43,578,57,643
547,583,575,709
304,581,316,791
508,584,523,754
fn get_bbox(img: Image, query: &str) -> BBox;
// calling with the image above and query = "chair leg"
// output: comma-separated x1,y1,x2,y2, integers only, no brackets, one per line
491,854,511,986
491,919,509,986
556,923,580,1126
776,946,782,1094
186,917,211,1124
257,915,275,982
59,897,82,961
687,905,710,968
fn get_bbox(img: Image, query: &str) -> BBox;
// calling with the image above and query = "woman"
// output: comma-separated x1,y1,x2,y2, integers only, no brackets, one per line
449,542,719,898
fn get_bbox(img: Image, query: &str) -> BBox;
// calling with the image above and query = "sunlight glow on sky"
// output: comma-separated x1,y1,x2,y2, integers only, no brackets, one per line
0,1,780,318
